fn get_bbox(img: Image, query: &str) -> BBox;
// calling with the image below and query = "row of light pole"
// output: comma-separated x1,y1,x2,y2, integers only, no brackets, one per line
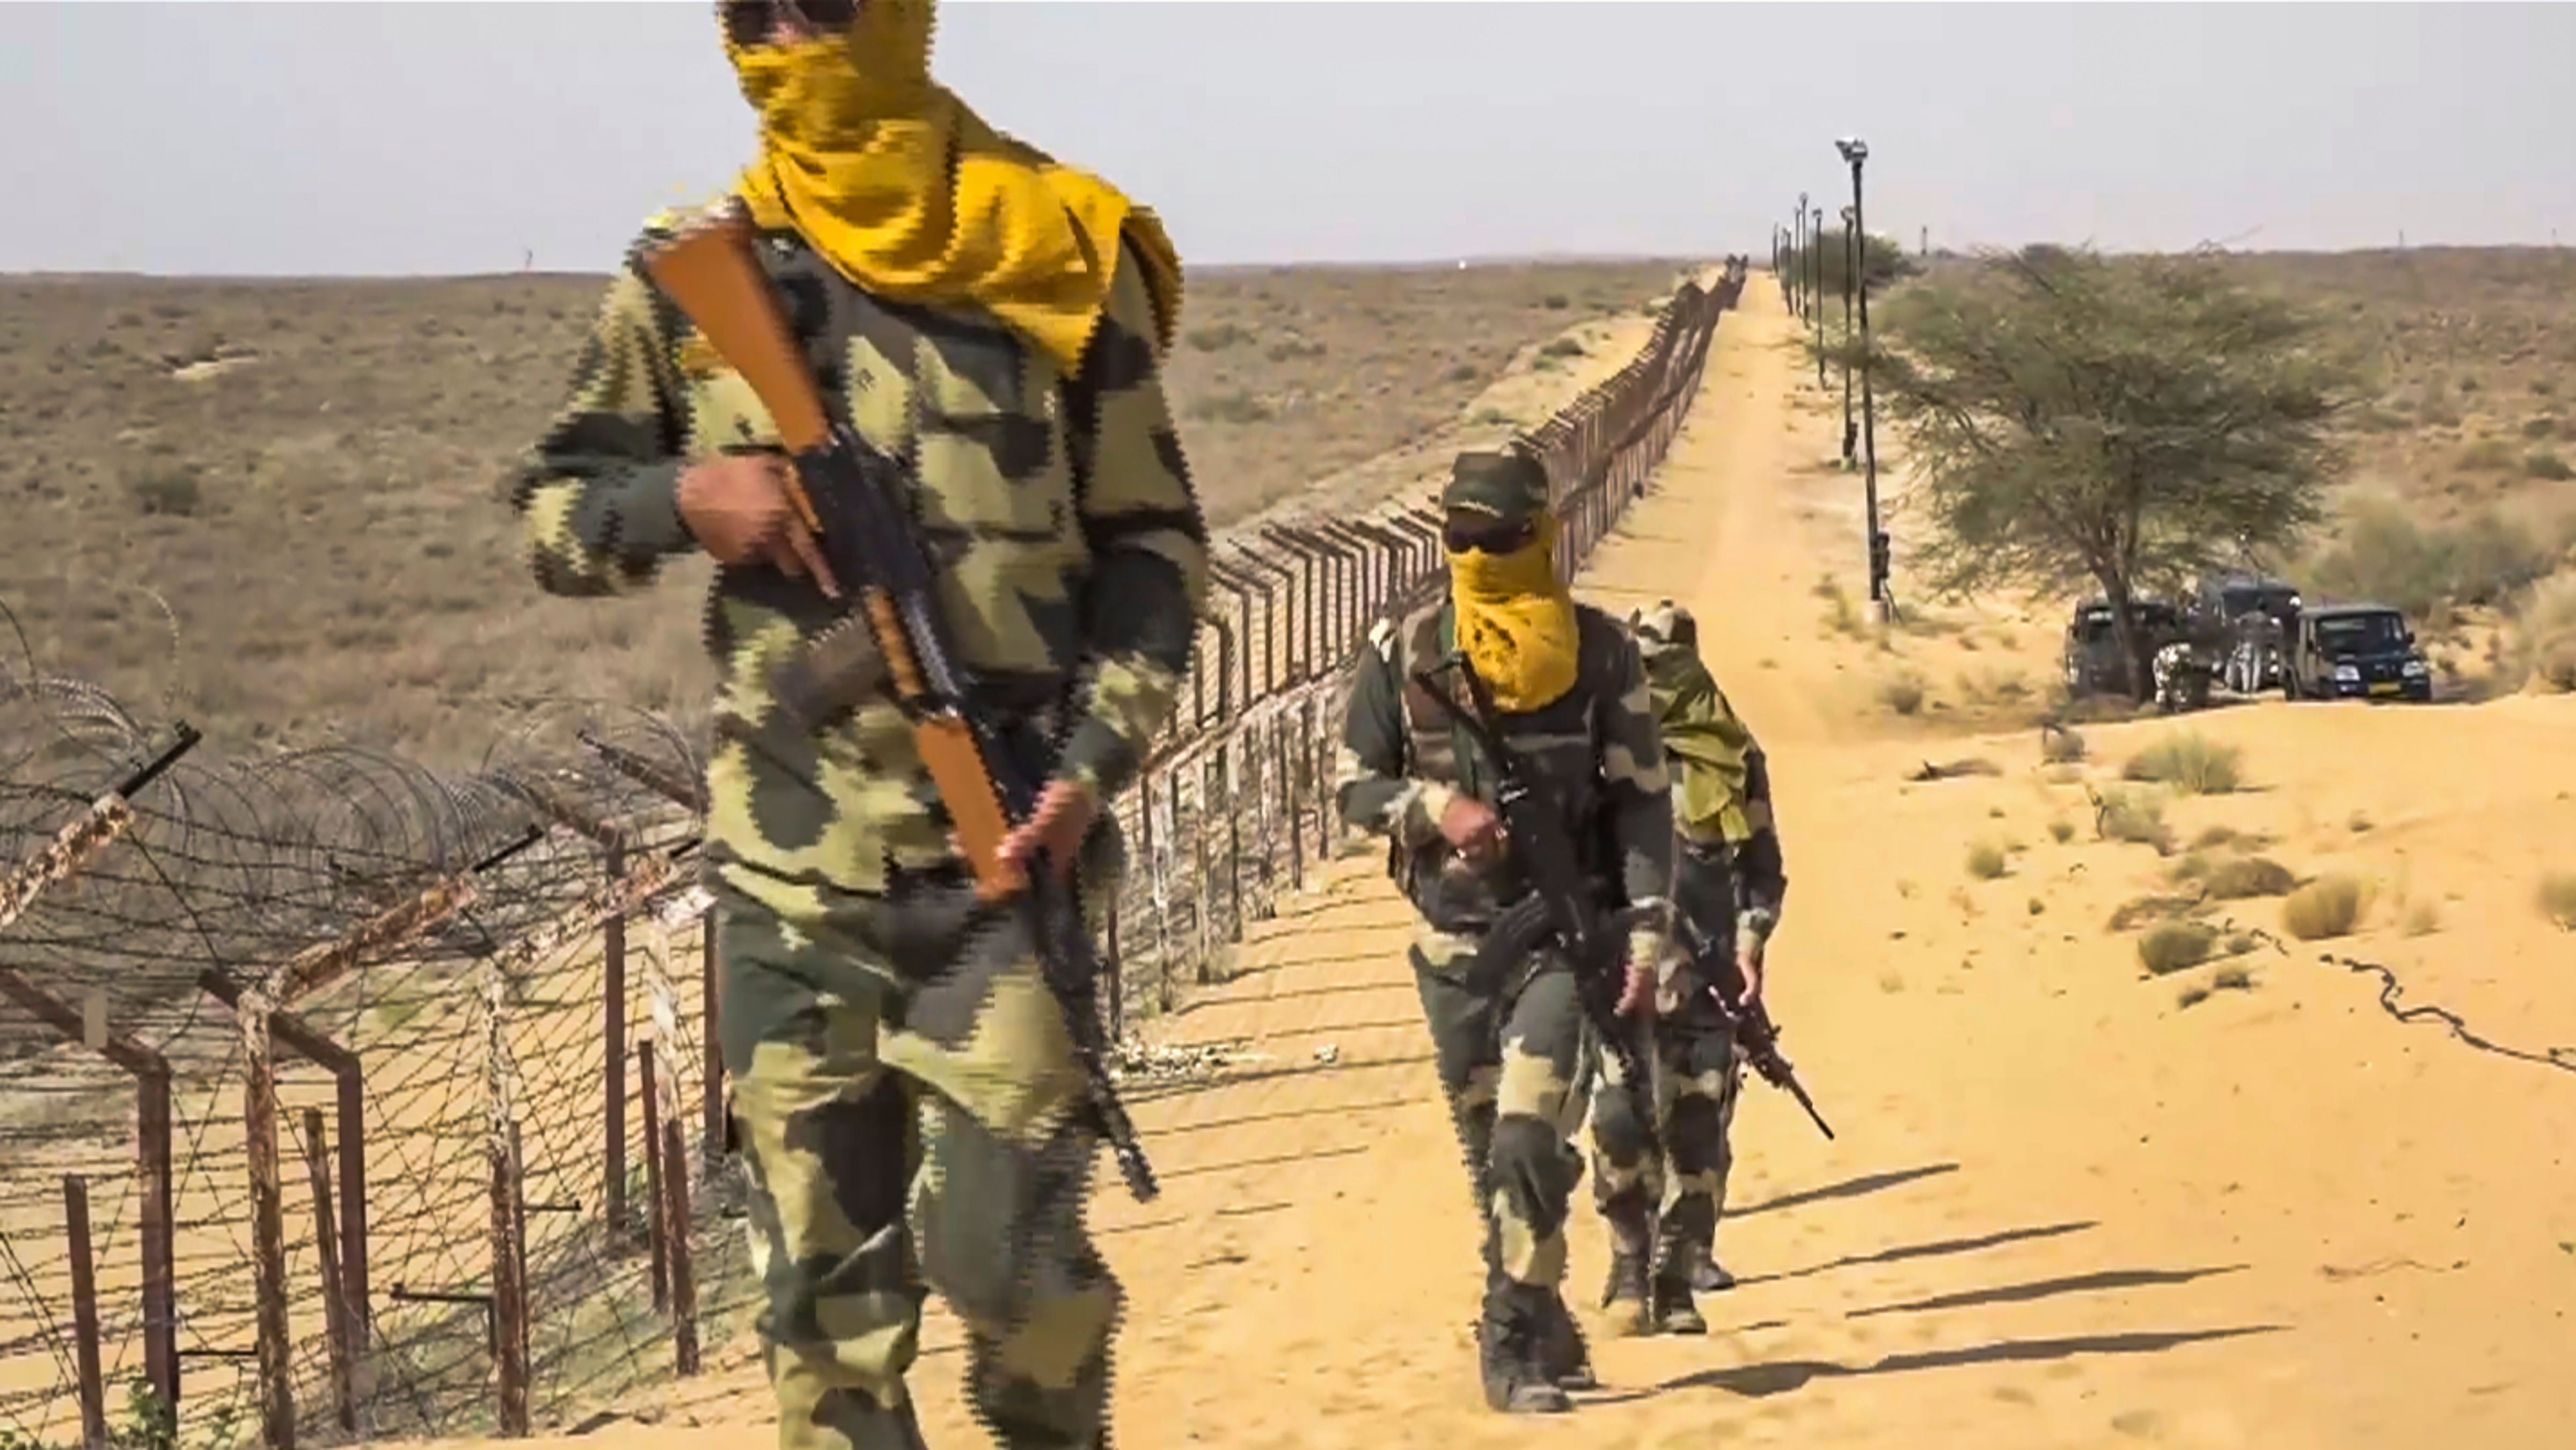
1768,137,1886,614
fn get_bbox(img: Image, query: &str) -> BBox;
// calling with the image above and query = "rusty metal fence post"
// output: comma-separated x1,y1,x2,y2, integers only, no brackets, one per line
64,1175,108,1450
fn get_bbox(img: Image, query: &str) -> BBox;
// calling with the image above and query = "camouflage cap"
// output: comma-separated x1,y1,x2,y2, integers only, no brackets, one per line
1440,448,1552,522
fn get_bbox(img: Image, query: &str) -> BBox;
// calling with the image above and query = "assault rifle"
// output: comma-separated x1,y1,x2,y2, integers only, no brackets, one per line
638,202,1158,1204
1679,905,1834,1140
1406,652,1662,1160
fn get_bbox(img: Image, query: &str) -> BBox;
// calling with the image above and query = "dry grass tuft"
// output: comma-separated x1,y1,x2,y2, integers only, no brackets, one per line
1965,841,2009,880
2282,874,2373,941
2123,733,2244,795
2139,920,2218,976
2205,856,2300,901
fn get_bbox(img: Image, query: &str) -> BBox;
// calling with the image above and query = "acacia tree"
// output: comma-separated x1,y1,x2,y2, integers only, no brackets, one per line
1865,245,2358,698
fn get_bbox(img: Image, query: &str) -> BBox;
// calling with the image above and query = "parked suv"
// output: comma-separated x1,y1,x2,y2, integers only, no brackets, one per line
2062,596,2186,698
2191,572,2303,694
2285,603,2433,703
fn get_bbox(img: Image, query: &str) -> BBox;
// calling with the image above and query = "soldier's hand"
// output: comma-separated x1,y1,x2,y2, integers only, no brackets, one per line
1730,937,1766,1014
1438,793,1506,862
677,454,839,597
998,778,1097,882
1616,956,1657,1018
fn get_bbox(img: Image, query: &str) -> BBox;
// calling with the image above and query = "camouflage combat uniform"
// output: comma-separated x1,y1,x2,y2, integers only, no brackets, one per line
507,215,1208,1450
1332,451,1674,1415
1589,602,1787,1337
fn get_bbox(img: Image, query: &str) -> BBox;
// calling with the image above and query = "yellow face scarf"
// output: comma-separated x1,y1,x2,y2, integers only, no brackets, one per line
722,0,1182,374
1450,514,1580,713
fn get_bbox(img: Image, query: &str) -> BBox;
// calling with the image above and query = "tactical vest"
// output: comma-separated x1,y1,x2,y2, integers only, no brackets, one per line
1384,591,1631,931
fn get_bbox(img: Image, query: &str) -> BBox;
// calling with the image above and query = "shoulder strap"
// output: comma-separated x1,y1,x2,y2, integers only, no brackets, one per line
1395,599,1457,778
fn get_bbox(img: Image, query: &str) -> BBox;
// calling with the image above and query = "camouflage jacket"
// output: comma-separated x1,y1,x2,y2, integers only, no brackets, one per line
505,217,1209,934
1333,593,1674,971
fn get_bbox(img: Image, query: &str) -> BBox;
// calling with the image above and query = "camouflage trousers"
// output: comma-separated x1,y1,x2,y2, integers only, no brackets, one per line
1583,990,1743,1263
718,871,1121,1450
1586,844,1744,1266
1409,928,1587,1305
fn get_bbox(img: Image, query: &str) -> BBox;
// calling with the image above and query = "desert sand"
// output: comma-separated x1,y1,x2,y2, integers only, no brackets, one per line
370,281,2576,1450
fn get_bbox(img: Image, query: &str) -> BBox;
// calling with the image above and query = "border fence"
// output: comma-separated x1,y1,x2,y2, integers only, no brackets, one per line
0,257,1747,1449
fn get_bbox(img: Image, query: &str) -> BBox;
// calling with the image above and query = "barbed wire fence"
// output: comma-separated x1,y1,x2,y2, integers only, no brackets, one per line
0,257,1748,1450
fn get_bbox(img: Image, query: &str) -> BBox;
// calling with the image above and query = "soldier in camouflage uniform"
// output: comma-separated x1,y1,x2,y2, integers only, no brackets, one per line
1333,448,1673,1416
1588,601,1787,1338
504,4,1207,1447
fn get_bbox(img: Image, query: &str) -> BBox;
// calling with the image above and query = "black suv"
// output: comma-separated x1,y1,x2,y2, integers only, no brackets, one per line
2062,596,2187,698
2285,603,2433,703
2190,571,2303,694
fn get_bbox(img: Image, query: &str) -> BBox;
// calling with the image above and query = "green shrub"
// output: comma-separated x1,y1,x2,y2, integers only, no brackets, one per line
2304,497,2556,617
1966,841,2008,880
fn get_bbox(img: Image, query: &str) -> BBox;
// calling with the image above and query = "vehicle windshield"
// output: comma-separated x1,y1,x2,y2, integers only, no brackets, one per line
2222,587,2299,618
2073,603,2176,643
2311,612,2408,657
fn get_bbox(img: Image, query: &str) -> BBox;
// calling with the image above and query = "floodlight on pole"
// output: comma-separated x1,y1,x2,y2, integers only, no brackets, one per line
1835,136,1886,610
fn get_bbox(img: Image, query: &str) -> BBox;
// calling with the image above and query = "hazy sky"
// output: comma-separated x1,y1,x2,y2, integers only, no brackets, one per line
5,2,2571,277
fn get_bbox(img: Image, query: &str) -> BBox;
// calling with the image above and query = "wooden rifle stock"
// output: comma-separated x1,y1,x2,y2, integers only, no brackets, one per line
638,204,1027,905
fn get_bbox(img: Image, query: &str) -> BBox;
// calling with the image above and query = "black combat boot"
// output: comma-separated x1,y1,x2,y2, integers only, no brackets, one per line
1691,1249,1738,1294
1535,1288,1596,1390
1477,1285,1574,1415
1649,1244,1708,1336
1599,1246,1652,1337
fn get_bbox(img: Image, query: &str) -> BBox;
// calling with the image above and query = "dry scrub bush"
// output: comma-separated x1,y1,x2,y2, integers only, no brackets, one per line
2282,873,2372,941
2047,817,2075,843
2039,723,2087,763
2206,856,2299,900
2109,893,2201,931
2540,871,2576,930
1879,671,1929,716
2304,496,2560,619
2511,572,2576,694
1965,841,2009,880
2092,788,2172,852
2212,963,2256,992
2123,733,2243,795
2402,899,2442,936
2139,920,2218,975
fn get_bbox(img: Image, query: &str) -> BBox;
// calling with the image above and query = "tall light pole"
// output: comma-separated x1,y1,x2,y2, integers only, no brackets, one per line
1792,193,1808,318
1840,202,1857,467
1837,136,1886,614
1810,205,1826,388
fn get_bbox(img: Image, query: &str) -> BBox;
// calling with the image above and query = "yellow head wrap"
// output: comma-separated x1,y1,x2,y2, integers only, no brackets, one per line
721,0,1182,373
1450,512,1581,713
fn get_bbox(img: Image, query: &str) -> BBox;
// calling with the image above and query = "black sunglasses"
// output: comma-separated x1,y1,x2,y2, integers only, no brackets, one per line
720,0,860,48
1444,516,1539,555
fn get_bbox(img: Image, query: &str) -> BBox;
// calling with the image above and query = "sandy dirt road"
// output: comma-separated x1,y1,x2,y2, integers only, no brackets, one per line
444,283,2576,1450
